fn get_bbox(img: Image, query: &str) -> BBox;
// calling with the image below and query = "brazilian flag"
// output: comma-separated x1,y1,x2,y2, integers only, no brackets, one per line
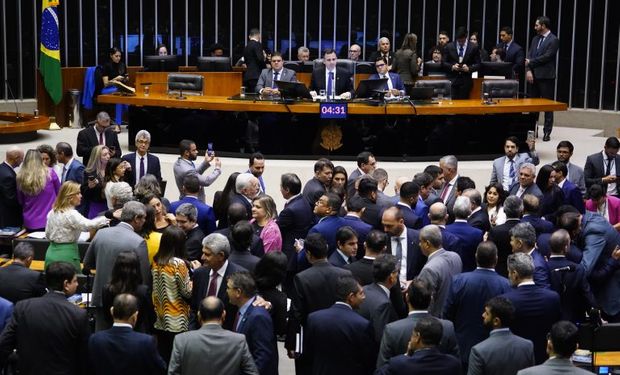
40,0,62,105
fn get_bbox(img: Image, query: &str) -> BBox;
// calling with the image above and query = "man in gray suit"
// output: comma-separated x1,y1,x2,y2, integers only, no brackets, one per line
490,136,539,191
173,139,222,203
556,141,586,195
438,155,459,213
517,321,593,375
255,51,297,96
168,296,259,375
377,278,459,367
468,296,535,375
417,225,462,317
83,201,151,331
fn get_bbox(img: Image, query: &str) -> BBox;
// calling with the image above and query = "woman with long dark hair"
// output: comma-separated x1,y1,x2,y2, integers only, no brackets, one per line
392,33,421,84
536,164,565,220
483,183,508,227
151,226,192,362
253,251,288,336
213,172,240,228
102,251,153,333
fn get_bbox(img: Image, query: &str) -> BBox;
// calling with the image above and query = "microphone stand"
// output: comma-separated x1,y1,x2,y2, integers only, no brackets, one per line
5,80,20,122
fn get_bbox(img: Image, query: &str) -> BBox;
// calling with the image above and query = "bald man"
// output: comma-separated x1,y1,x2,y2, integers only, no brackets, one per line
0,146,24,228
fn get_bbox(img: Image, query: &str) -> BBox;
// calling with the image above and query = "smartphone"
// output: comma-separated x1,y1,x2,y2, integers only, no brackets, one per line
527,130,535,142
207,142,214,157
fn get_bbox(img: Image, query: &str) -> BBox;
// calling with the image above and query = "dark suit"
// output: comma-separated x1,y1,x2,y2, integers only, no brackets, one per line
377,311,459,367
442,41,481,99
386,228,425,280
526,31,559,134
443,268,512,367
347,168,364,198
368,72,405,92
328,250,354,268
61,158,85,184
521,215,554,237
376,347,461,375
500,284,561,364
310,66,354,96
191,261,247,330
368,51,395,66
302,177,327,208
358,283,399,343
185,226,206,261
584,151,620,196
277,194,314,276
169,196,217,235
88,325,166,375
503,41,525,75
0,292,90,375
345,258,407,319
215,227,265,258
547,256,597,323
0,162,22,228
121,152,162,186
445,220,484,272
285,261,351,374
306,303,375,375
229,250,261,273
0,263,46,303
468,208,491,233
560,179,585,213
488,218,521,277
530,248,551,289
343,215,373,259
243,39,267,91
237,301,279,375
308,215,347,254
230,192,253,219
360,197,383,229
508,182,544,201
76,125,122,166
397,203,422,230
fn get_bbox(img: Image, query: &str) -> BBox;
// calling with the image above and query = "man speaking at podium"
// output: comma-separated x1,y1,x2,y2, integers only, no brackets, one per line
310,49,353,100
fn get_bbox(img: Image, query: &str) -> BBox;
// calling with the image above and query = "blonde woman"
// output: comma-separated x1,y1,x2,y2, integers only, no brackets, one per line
251,195,282,253
16,149,61,231
45,181,109,271
81,145,110,218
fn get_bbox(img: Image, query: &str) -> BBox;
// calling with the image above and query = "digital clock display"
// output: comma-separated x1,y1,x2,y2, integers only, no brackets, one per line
319,103,348,119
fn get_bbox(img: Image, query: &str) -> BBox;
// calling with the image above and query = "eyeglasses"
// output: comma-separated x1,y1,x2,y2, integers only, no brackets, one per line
376,63,386,68
136,139,149,144
349,49,360,53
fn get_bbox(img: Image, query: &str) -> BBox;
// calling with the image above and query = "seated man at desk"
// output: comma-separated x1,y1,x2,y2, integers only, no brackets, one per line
368,56,405,97
255,51,298,96
310,48,353,100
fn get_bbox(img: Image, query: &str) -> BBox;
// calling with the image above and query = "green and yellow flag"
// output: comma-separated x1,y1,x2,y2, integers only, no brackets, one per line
39,0,62,104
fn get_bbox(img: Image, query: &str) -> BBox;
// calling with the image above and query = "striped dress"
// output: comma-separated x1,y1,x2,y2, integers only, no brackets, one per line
151,257,192,332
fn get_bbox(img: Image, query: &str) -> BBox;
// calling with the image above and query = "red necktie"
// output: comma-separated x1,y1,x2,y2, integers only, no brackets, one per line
207,272,219,297
440,183,451,201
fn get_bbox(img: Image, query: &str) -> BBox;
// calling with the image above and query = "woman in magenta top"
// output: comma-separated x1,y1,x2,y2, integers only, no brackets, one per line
251,194,282,253
16,149,60,231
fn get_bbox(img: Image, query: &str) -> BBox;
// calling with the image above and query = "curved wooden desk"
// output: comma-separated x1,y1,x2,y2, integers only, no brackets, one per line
0,113,50,134
98,94,567,115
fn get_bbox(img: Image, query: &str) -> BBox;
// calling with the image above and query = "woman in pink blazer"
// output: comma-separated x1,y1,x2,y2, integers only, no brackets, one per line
586,184,620,230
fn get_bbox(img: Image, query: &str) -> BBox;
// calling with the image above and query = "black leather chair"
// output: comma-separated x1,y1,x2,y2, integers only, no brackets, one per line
414,79,452,98
284,61,301,72
336,59,355,76
167,73,204,96
355,62,375,74
481,79,519,99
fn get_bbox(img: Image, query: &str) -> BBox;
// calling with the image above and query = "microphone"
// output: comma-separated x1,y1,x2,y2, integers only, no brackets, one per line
552,265,575,272
5,79,20,122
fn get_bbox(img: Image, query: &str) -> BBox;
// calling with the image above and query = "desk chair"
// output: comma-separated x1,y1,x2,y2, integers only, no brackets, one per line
414,79,452,99
167,73,204,96
481,79,519,99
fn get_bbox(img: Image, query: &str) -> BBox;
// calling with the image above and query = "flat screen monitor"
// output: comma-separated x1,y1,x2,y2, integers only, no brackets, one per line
143,55,179,72
275,80,313,100
196,56,232,72
424,62,446,76
480,61,514,79
354,78,388,98
408,87,435,100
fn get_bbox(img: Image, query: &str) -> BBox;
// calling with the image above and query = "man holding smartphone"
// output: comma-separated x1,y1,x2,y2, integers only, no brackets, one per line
173,139,222,203
443,27,481,99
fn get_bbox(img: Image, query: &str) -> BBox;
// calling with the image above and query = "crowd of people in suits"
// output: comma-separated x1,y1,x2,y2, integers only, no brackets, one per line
0,111,617,374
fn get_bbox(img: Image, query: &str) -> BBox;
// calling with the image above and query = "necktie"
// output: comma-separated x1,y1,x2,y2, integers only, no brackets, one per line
207,272,219,297
233,311,242,332
458,45,464,58
139,157,145,180
272,71,279,89
509,159,516,181
440,183,451,201
606,158,612,176
98,131,104,145
62,166,67,183
383,75,393,90
537,36,545,51
327,71,334,98
505,43,510,53
394,237,403,263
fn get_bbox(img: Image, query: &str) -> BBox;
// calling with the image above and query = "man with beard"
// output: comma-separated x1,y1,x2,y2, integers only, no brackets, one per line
173,139,222,203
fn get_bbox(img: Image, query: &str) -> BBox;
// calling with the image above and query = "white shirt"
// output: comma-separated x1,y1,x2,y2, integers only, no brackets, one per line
324,69,337,96
46,209,108,243
391,229,408,284
602,151,617,195
381,74,393,90
61,157,75,182
502,157,517,191
134,152,149,184
209,260,229,297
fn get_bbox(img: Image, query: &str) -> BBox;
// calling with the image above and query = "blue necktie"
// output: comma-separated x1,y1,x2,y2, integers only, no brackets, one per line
509,159,516,181
458,45,464,58
272,71,279,89
327,71,334,97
